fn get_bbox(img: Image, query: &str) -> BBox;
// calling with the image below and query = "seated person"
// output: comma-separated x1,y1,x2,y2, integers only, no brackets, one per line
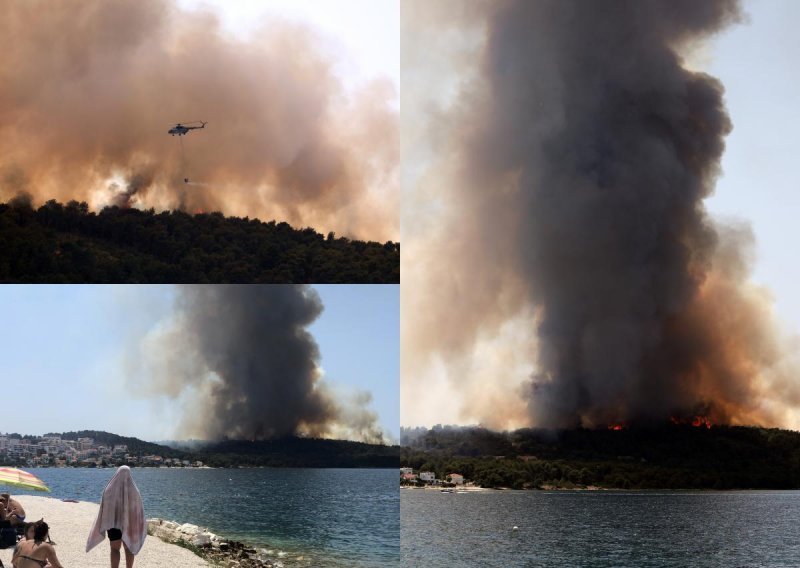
12,521,62,568
1,494,26,527
11,522,37,565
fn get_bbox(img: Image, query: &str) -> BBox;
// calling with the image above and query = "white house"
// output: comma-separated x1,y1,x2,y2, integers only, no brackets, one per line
419,471,436,482
400,467,413,475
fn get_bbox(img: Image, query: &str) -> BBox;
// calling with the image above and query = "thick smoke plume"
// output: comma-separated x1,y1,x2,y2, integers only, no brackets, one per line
403,0,800,429
0,0,397,241
129,285,385,443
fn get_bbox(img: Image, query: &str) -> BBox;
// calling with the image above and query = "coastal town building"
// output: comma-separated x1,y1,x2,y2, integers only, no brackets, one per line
0,432,206,468
447,473,464,485
401,467,471,487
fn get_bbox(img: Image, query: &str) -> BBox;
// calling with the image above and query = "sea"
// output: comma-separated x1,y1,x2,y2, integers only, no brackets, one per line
401,488,800,567
12,467,399,567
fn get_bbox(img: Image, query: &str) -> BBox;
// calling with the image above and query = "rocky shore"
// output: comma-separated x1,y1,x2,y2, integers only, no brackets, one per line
147,519,299,568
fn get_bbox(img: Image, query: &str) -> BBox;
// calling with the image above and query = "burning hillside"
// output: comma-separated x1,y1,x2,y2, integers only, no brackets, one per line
403,0,800,431
0,0,398,242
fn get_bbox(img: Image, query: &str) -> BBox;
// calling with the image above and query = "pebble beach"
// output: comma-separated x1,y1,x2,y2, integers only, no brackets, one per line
0,496,210,568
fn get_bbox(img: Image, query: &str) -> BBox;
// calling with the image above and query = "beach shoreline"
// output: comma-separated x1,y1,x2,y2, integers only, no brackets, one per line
0,496,293,568
0,496,209,568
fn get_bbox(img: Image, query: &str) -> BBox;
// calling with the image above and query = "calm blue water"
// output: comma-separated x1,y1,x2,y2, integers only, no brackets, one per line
12,468,398,567
401,489,800,567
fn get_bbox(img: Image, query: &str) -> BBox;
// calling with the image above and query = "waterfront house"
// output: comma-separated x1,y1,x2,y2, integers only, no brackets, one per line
447,473,464,485
419,471,436,483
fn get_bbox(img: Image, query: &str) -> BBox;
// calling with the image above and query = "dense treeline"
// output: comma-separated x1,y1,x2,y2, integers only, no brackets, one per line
196,438,400,468
401,425,800,489
0,198,399,283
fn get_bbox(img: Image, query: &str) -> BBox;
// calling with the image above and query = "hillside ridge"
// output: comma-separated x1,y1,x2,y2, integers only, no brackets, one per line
0,198,399,283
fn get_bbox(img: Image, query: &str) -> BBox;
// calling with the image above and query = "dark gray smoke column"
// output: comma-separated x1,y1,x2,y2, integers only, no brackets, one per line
177,285,335,440
469,0,745,427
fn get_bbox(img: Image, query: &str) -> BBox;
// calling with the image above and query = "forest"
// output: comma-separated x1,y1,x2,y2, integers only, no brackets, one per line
0,198,399,283
195,438,400,468
401,424,800,489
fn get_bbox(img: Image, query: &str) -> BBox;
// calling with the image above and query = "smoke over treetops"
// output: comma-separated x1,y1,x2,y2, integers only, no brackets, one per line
0,0,397,241
402,0,800,430
127,285,386,444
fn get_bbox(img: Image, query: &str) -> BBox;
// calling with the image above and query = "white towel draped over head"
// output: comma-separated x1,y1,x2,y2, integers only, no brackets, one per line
85,465,147,555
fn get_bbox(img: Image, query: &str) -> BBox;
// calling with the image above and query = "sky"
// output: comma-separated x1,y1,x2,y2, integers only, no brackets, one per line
0,285,399,442
178,0,399,90
705,0,800,332
400,0,800,428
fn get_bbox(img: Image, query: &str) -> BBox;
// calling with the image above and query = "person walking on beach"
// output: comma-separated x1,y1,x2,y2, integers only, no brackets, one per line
85,466,147,568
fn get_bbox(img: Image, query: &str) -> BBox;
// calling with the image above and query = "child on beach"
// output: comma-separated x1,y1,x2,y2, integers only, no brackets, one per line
85,466,147,568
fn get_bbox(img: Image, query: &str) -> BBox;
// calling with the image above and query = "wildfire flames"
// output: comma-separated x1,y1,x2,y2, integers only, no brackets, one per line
606,416,714,431
670,416,713,429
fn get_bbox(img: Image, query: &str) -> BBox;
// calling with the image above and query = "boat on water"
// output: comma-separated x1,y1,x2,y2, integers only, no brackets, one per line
440,488,454,493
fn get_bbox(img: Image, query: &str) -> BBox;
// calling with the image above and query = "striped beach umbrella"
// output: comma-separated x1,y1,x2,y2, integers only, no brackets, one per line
0,467,50,492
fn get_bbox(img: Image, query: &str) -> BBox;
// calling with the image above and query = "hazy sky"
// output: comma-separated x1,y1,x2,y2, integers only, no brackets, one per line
0,285,399,442
705,0,800,332
178,0,399,90
400,0,800,428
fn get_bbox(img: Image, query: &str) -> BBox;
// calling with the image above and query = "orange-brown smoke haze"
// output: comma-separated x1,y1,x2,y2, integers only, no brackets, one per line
0,0,398,241
402,0,800,431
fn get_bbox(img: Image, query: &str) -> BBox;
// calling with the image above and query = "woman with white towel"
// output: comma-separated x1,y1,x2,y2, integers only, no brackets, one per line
85,466,147,568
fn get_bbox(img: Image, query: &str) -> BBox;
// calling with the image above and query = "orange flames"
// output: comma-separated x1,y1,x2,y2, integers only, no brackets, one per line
670,415,713,429
604,417,714,430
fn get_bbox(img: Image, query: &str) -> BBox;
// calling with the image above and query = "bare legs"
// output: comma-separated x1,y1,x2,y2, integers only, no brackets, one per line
110,540,134,568
110,539,120,568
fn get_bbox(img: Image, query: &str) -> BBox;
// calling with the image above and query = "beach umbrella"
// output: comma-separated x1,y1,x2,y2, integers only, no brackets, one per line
0,467,50,492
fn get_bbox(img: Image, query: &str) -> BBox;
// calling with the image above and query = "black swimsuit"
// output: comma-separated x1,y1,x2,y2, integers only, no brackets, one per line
16,556,47,568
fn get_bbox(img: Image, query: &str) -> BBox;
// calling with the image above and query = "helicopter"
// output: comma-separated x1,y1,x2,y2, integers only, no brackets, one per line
168,121,207,136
